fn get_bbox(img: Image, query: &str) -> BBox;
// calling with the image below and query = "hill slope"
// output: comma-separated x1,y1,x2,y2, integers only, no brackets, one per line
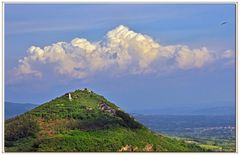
5,89,205,152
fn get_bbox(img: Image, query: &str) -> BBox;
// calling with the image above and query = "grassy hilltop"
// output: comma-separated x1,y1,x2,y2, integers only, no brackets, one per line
5,89,205,152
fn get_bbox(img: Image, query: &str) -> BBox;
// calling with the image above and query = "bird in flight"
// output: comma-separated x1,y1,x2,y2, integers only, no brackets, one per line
221,21,227,25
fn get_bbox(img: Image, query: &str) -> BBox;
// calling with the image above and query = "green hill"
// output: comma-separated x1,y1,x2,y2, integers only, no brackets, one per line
5,89,205,152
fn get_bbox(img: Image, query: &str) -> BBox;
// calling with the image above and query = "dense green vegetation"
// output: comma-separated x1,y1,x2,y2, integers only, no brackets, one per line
5,89,205,152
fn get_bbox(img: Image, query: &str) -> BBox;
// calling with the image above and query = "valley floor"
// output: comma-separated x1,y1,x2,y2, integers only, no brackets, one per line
134,114,236,152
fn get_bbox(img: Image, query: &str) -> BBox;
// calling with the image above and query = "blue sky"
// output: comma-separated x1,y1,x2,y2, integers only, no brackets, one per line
5,4,236,113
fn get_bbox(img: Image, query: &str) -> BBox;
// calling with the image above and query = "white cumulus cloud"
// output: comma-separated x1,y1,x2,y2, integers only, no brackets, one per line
12,25,235,80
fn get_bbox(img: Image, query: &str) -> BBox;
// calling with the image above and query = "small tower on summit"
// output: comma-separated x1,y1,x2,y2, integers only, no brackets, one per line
68,93,72,101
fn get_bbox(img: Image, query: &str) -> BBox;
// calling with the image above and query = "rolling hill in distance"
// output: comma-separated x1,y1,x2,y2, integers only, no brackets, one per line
5,88,205,152
5,102,38,119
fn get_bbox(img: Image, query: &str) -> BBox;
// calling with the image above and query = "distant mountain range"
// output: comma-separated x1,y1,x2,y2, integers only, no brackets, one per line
5,102,37,119
4,89,204,152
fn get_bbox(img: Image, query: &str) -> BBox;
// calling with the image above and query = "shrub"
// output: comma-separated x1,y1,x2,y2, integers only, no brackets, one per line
5,115,39,141
116,110,143,129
